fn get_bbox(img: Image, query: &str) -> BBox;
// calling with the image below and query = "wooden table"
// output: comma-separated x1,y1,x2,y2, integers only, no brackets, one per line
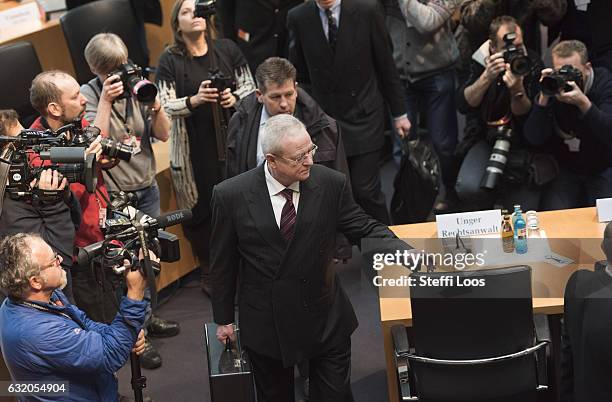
382,207,606,402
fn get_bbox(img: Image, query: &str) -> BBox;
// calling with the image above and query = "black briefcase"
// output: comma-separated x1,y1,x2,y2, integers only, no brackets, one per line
204,323,256,402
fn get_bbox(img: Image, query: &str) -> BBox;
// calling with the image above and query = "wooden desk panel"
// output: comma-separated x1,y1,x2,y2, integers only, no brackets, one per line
382,207,606,402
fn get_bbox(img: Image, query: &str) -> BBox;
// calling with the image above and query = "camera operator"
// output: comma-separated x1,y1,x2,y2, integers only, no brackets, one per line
455,16,545,211
0,71,103,302
524,40,612,210
0,233,147,401
0,109,22,136
80,33,177,370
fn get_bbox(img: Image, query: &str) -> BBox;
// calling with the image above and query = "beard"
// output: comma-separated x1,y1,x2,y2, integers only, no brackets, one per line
40,268,68,291
58,268,68,290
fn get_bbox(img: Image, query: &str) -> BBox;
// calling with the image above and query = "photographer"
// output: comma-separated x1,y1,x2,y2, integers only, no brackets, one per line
0,233,147,401
80,33,177,370
455,16,545,211
524,40,612,210
157,0,255,294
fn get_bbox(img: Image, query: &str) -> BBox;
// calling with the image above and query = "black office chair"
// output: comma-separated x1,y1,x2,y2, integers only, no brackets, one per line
0,41,42,127
60,0,149,84
392,266,549,402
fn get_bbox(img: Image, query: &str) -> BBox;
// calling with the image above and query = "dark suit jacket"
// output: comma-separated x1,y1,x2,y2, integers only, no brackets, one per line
225,87,349,179
287,0,405,156
561,269,612,402
210,164,406,366
217,0,304,73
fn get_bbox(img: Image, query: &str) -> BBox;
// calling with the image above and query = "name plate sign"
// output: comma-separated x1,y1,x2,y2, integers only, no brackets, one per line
436,209,502,238
0,2,42,42
596,198,612,222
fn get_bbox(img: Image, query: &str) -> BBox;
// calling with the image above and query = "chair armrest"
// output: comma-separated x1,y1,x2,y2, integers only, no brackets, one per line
391,324,410,355
406,341,548,365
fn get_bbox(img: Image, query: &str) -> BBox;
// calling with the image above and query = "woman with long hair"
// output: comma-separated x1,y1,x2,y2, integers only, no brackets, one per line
157,0,255,293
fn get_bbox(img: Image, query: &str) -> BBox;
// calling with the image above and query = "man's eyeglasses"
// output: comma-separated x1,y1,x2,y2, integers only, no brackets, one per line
276,144,318,165
41,253,62,271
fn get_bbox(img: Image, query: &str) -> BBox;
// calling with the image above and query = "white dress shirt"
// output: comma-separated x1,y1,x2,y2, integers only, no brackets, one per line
316,0,342,40
264,161,300,228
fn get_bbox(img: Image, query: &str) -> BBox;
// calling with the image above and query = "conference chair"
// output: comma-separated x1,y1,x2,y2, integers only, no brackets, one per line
60,0,149,84
391,265,549,401
0,41,42,127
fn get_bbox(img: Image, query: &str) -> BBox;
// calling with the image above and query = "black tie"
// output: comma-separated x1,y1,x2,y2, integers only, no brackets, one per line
325,8,337,53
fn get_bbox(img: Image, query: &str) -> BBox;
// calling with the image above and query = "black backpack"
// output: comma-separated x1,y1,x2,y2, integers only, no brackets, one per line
391,137,440,224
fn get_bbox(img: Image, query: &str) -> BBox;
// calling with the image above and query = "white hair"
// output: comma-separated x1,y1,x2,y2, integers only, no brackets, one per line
261,114,307,155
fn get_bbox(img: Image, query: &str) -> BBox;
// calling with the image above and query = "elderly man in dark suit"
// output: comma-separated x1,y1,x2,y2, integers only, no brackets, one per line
287,0,410,225
217,0,305,73
211,114,409,402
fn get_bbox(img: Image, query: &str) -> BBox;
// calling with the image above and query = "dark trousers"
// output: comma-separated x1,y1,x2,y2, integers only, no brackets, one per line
392,70,459,190
347,150,390,224
183,216,213,280
247,338,354,402
540,167,612,210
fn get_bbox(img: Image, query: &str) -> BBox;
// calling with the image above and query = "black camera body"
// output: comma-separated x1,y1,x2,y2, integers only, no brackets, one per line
0,130,98,199
541,64,584,96
194,0,216,18
109,61,158,105
502,32,532,76
64,120,133,162
208,69,234,92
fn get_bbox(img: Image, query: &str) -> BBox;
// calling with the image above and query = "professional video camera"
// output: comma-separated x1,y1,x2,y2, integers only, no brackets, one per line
77,207,192,273
108,60,158,105
502,32,532,76
194,0,216,18
541,64,584,96
0,129,97,200
62,120,133,162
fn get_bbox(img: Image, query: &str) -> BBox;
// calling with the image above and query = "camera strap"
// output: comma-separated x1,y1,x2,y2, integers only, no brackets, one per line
0,161,10,216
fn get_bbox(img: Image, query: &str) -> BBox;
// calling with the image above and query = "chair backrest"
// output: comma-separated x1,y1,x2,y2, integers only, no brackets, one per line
60,0,148,84
0,41,42,127
410,266,538,402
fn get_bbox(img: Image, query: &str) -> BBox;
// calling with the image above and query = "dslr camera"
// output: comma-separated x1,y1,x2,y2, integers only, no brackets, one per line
502,32,532,76
194,0,216,19
109,61,158,105
64,120,133,162
541,64,584,96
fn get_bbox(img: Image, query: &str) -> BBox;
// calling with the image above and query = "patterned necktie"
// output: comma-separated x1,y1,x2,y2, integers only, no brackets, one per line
279,188,296,242
325,8,338,53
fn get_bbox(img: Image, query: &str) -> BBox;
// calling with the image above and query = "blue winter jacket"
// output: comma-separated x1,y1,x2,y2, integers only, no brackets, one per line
0,290,147,401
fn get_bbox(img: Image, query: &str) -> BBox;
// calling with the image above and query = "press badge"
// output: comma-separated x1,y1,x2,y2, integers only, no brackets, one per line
564,137,581,152
99,207,107,228
237,28,250,42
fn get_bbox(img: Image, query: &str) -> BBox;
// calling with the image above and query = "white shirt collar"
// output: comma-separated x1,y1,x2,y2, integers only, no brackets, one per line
264,161,300,197
260,105,271,126
316,0,341,14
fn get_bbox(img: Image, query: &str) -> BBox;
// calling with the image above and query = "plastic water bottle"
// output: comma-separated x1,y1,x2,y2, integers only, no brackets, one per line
514,211,528,254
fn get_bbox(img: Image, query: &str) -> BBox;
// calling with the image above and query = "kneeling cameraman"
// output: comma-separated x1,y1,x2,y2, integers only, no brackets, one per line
456,16,546,211
524,40,612,210
0,233,147,401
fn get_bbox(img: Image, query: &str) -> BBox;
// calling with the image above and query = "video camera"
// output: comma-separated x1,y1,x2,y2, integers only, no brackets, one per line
62,120,133,162
77,206,192,274
502,32,532,76
0,129,97,200
541,64,584,96
109,60,158,105
194,0,216,19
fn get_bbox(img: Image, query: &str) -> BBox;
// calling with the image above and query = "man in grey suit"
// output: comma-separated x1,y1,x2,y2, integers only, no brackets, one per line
211,114,409,402
287,0,411,224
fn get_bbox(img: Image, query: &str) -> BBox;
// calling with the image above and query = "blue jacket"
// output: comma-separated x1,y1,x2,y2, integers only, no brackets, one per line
0,290,147,402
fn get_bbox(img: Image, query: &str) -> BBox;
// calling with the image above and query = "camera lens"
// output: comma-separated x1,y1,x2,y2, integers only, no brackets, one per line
100,138,132,162
541,76,564,96
132,80,158,104
510,55,532,76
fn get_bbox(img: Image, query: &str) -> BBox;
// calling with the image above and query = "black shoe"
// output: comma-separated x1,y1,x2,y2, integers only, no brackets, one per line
140,338,162,370
147,315,180,338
